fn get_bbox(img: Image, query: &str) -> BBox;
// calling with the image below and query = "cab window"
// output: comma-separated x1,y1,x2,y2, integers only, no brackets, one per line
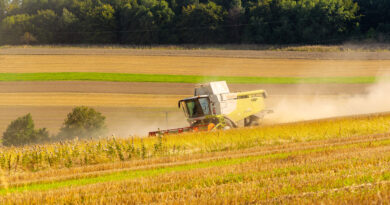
198,98,210,115
183,98,210,118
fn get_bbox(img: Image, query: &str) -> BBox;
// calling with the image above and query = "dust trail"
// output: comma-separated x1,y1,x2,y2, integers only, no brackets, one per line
109,111,187,137
266,81,390,123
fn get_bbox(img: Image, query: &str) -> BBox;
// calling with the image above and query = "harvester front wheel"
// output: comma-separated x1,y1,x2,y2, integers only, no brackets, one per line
205,116,236,130
223,117,236,129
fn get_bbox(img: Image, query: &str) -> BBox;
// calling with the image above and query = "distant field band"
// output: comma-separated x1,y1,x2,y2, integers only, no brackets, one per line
0,93,186,107
1,55,390,77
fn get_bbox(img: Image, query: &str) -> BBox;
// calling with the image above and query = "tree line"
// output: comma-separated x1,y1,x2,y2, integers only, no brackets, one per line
0,0,389,45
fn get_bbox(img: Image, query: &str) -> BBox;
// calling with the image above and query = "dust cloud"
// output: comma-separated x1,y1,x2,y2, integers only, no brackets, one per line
113,80,390,135
266,81,390,123
107,110,187,137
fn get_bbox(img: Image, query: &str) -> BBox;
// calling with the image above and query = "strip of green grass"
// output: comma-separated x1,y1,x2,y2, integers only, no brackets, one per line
2,138,389,195
0,72,378,84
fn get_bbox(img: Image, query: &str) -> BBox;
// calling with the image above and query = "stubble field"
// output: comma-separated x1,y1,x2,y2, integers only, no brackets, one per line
0,113,390,204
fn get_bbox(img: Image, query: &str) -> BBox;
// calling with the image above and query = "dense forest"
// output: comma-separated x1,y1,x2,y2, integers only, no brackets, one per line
0,0,389,45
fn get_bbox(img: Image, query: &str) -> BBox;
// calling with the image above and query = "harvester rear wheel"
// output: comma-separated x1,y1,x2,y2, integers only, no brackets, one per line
244,115,260,127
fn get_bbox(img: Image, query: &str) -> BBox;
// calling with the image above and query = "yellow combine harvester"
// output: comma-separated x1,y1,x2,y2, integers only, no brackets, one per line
149,81,272,136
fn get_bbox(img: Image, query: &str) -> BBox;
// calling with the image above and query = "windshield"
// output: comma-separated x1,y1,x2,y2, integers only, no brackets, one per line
181,97,210,118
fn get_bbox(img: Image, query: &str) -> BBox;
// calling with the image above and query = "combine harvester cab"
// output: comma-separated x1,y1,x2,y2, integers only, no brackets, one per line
148,81,271,136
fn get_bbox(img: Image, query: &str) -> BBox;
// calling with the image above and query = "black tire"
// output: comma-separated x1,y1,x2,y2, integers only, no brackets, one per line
244,115,260,127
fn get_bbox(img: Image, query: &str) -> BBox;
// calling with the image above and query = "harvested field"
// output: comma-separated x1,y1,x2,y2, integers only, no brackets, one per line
1,55,390,77
1,113,390,204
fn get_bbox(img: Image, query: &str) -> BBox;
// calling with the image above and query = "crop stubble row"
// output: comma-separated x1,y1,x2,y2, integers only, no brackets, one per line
6,132,390,187
0,112,388,176
0,109,389,204
1,113,389,173
1,133,390,204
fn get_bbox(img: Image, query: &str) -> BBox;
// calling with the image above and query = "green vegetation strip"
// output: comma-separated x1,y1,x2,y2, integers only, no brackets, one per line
0,73,379,84
1,138,388,195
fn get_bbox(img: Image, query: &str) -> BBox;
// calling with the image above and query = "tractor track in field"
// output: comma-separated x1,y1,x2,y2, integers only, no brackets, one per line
8,132,390,188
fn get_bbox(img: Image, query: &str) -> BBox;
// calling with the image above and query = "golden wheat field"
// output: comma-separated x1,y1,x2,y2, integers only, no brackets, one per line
2,55,390,77
0,113,389,204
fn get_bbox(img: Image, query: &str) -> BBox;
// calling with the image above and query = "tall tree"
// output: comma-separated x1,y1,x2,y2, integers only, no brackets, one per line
1,14,33,44
245,0,359,44
224,0,244,43
2,114,49,146
119,0,174,44
58,106,107,140
0,0,7,21
30,9,59,43
355,0,390,34
57,8,80,43
178,2,226,43
83,4,117,43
